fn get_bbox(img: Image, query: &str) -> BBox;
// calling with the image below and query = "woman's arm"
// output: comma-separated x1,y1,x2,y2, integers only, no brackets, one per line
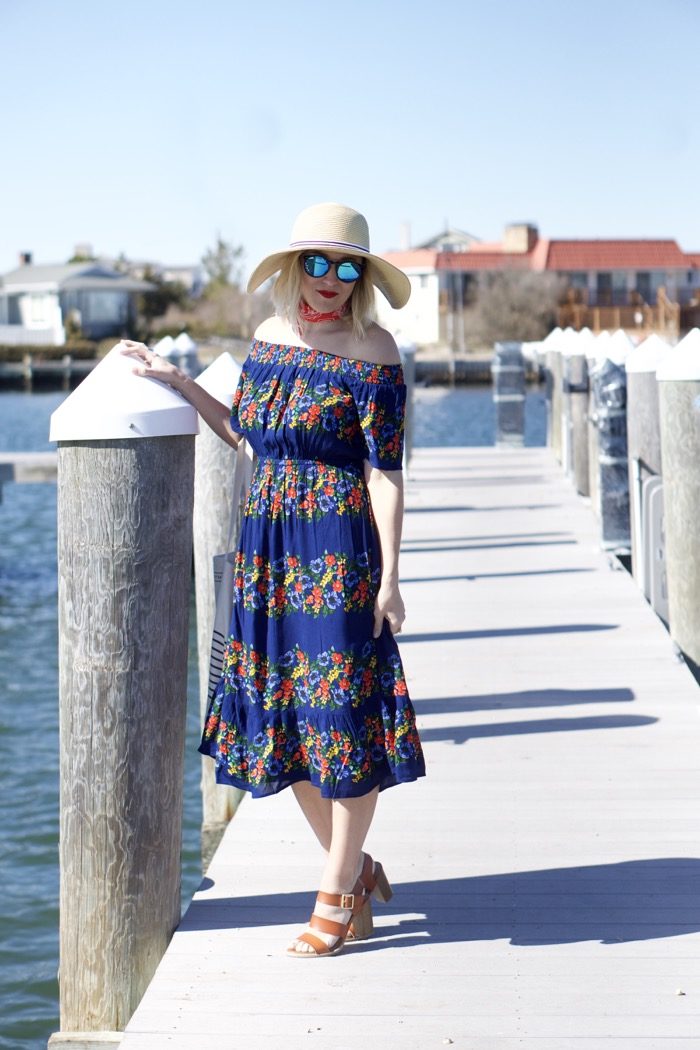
364,462,405,638
121,340,240,449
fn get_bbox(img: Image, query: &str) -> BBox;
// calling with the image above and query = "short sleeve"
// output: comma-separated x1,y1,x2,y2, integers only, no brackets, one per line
229,378,245,434
350,378,406,470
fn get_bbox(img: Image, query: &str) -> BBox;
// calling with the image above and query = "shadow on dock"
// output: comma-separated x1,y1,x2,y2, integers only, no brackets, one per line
182,857,700,947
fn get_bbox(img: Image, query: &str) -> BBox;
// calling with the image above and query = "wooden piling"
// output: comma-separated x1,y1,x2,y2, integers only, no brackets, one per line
563,350,590,496
51,437,194,1044
46,342,201,1050
546,347,563,461
189,354,251,865
193,422,247,865
625,335,669,586
657,331,700,671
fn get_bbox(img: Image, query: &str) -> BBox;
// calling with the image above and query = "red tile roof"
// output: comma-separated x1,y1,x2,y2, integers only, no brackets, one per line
544,240,689,271
437,251,533,272
381,250,438,269
385,235,696,277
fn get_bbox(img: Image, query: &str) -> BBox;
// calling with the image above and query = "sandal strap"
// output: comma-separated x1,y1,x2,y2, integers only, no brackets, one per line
316,890,357,910
293,931,331,956
309,912,348,938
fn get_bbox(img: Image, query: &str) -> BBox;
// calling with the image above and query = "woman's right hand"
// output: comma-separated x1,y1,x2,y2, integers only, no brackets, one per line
120,340,186,390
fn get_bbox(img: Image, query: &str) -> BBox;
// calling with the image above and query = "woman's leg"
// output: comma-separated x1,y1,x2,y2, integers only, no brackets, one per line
292,781,333,851
289,787,379,953
323,788,379,891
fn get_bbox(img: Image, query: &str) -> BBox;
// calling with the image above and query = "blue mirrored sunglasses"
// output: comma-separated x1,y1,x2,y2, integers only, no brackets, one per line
302,253,364,283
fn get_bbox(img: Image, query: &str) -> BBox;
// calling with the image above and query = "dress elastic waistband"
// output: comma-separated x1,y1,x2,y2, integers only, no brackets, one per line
257,456,363,473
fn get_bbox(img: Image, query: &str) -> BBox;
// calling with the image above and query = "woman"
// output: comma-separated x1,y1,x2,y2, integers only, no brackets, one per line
123,202,425,958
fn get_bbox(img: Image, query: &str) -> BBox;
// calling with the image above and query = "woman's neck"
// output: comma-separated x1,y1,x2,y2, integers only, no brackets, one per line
298,299,350,324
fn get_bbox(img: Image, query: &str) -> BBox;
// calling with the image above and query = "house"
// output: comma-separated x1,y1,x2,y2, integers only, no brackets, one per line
0,256,153,346
376,223,700,348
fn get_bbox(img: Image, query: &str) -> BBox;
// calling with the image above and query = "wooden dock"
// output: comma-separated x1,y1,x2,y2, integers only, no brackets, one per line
120,446,700,1050
0,451,57,483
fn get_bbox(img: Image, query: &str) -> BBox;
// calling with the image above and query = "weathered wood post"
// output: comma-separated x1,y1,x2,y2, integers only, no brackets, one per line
491,341,525,446
561,329,591,489
657,329,700,674
48,345,198,1049
192,353,247,865
589,331,632,551
567,329,593,496
542,327,563,456
625,334,669,592
586,331,611,518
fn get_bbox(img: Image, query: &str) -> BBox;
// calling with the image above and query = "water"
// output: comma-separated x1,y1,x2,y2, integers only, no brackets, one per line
0,384,544,1049
412,384,546,447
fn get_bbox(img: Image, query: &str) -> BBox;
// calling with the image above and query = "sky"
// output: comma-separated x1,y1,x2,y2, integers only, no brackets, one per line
2,0,699,282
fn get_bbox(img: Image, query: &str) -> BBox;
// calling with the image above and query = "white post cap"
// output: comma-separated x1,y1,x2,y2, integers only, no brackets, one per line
587,330,612,363
49,342,199,441
173,332,197,352
542,327,564,352
195,352,242,410
625,332,671,374
607,329,634,366
153,335,176,356
656,328,700,381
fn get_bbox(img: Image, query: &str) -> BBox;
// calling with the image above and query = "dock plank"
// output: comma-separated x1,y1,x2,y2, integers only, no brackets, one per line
121,447,700,1049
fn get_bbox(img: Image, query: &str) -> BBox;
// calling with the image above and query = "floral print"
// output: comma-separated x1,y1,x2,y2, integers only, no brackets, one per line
209,638,394,712
234,549,379,618
202,642,423,795
245,459,369,522
199,339,425,798
235,373,361,444
248,339,404,386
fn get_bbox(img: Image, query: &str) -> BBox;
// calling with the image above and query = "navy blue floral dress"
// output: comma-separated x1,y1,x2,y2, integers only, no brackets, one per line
199,340,426,798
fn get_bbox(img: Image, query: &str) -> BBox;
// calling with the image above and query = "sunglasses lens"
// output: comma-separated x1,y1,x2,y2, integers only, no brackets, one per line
303,254,330,278
336,260,363,282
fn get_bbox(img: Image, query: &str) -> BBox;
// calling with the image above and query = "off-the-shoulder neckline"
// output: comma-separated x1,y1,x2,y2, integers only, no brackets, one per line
250,339,404,374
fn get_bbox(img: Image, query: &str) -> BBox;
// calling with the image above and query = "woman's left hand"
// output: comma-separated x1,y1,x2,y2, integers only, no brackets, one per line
120,340,185,389
373,580,405,638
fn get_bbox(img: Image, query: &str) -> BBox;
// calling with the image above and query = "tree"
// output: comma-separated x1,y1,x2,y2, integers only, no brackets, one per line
201,236,244,291
462,271,565,347
137,265,189,336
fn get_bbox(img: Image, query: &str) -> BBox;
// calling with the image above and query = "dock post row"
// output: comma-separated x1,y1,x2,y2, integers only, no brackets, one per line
539,325,700,675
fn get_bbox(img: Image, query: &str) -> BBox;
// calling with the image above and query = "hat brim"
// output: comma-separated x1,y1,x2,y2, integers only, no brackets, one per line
246,244,411,310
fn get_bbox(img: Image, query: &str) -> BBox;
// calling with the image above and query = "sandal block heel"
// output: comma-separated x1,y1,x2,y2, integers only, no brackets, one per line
371,861,393,903
348,896,374,940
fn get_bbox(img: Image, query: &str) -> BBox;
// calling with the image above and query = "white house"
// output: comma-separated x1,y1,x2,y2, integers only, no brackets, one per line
0,259,153,345
375,224,700,348
374,250,441,347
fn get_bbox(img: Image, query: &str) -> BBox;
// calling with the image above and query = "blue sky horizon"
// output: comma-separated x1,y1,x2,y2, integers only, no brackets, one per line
2,0,699,281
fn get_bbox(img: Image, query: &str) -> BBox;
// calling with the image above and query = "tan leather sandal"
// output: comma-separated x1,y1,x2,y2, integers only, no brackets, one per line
287,890,372,959
347,853,393,941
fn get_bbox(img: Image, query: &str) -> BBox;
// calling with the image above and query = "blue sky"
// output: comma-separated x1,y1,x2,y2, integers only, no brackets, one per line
2,0,699,280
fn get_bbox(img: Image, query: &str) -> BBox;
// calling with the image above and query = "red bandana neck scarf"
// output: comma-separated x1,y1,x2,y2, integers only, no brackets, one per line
299,299,350,324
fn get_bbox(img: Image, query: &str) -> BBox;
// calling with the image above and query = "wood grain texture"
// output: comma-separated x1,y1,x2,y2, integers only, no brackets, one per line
627,371,662,580
56,436,194,1032
547,351,563,463
565,354,590,496
192,429,247,841
659,381,700,664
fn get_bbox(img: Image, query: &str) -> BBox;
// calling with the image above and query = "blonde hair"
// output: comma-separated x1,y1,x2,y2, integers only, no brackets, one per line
272,252,377,341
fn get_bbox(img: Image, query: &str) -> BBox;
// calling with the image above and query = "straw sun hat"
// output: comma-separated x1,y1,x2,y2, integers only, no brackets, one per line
246,202,411,310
